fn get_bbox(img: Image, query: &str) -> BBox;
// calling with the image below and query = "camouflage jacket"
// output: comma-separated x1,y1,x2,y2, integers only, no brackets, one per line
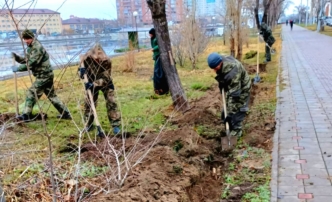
15,40,53,79
260,23,275,45
83,55,113,87
215,56,251,115
150,37,160,60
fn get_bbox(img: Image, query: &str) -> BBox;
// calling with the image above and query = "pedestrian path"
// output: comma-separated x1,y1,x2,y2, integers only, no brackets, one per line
271,25,332,202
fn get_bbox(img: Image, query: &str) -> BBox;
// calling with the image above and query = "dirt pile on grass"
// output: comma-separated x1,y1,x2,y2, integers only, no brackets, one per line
79,84,275,202
244,63,267,74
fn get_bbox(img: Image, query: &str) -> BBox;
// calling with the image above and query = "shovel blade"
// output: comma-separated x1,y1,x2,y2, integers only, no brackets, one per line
221,136,237,151
254,75,261,84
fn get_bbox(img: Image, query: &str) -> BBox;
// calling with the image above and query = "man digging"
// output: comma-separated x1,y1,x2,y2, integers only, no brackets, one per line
207,52,251,146
79,43,121,135
259,22,275,63
11,29,71,122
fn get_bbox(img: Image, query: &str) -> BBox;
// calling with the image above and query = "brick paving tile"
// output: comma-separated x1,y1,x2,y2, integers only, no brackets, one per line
272,25,332,201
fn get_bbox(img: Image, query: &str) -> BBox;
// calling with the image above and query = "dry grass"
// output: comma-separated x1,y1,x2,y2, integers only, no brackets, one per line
299,24,332,36
0,26,282,201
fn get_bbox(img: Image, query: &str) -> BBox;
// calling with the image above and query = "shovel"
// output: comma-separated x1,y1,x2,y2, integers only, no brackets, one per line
12,58,19,116
254,33,261,84
221,88,237,151
259,35,276,55
81,61,105,138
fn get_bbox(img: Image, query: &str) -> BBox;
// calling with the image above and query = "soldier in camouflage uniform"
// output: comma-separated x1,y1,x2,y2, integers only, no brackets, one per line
207,53,251,137
79,43,121,134
11,29,71,121
259,22,275,63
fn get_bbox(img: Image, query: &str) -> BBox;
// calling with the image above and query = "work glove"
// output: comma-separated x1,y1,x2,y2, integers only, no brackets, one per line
85,82,94,90
11,52,19,61
12,66,18,72
78,67,86,79
223,115,232,126
221,109,225,120
218,81,225,90
108,82,115,90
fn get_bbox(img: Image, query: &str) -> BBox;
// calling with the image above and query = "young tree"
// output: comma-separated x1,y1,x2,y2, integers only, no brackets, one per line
146,0,190,112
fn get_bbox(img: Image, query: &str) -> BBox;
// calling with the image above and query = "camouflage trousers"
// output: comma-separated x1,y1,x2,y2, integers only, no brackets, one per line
24,76,69,115
84,83,121,128
227,92,250,137
265,42,274,61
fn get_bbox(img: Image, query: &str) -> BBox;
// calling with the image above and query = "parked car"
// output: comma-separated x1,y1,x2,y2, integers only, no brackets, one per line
51,32,60,36
325,18,332,26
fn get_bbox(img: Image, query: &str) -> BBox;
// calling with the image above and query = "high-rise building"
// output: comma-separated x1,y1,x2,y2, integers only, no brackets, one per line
116,0,185,26
0,9,62,34
194,0,225,17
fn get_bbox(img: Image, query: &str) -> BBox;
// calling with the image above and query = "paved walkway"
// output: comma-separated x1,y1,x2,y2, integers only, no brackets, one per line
272,25,332,202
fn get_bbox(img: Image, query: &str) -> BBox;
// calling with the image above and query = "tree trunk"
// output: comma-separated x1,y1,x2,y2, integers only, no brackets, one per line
147,0,190,112
262,0,273,24
236,0,243,60
254,0,260,29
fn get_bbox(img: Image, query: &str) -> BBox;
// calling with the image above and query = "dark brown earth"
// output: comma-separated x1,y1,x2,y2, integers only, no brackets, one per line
78,84,275,202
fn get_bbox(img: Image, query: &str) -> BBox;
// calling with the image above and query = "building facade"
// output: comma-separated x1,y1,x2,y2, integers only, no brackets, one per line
62,16,106,34
0,9,62,34
116,0,185,26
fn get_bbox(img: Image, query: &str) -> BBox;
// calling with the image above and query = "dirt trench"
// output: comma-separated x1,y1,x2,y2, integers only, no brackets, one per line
80,83,275,202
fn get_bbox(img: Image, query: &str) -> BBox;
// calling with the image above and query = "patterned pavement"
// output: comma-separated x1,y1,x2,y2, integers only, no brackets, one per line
271,24,332,202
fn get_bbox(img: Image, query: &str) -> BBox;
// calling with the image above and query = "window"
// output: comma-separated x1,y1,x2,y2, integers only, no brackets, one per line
7,25,10,27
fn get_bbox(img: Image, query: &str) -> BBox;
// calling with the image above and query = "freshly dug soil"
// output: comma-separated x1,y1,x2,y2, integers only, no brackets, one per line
80,84,275,202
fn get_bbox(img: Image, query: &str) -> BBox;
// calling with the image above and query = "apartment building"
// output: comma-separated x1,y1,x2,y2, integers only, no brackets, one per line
0,9,62,34
116,0,185,26
62,16,105,33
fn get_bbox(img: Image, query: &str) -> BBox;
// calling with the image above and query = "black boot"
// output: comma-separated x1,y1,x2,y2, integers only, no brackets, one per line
16,113,31,122
57,111,72,120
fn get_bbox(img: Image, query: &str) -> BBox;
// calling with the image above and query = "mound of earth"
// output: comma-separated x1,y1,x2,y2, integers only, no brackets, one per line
244,63,267,74
78,84,274,202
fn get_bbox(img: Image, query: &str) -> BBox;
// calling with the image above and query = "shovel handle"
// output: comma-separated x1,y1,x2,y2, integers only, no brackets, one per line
221,88,229,131
257,34,259,75
13,58,19,116
80,57,103,136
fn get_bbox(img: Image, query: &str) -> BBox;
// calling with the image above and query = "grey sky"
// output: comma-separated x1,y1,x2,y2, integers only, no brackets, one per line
285,0,310,15
2,0,117,20
3,0,306,20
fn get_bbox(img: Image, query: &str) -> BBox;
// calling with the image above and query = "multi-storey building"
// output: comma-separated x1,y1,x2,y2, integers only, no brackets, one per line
0,9,62,34
193,0,225,17
117,0,185,26
62,16,105,33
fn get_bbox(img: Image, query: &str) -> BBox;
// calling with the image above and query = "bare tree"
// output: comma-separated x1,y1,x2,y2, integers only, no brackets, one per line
225,0,248,60
146,0,190,112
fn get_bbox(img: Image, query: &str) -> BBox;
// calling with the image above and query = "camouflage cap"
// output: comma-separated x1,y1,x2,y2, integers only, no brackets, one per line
22,29,34,39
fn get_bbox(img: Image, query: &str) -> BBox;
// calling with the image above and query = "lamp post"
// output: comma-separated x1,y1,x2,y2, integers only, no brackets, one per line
212,16,215,37
133,11,139,52
305,0,308,26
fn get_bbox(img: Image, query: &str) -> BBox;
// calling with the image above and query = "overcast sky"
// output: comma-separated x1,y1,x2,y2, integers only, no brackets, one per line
285,0,308,15
2,0,118,20
2,0,306,20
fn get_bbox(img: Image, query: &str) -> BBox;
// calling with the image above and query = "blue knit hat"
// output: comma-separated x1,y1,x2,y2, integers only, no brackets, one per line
207,53,222,69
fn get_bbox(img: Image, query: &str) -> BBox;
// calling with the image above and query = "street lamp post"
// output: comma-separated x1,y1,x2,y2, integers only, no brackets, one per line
212,16,215,37
133,11,139,52
305,0,309,26
299,0,303,24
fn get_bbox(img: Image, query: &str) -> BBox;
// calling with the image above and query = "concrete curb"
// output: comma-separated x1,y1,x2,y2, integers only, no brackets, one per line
270,33,283,202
